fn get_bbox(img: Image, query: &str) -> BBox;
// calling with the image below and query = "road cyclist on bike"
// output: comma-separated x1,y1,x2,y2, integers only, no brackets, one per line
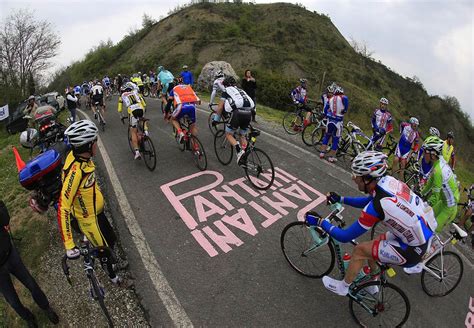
169,78,201,144
157,65,175,118
90,80,106,124
318,86,349,162
118,82,148,160
131,73,144,95
102,75,111,98
59,120,130,288
290,78,312,130
416,127,441,187
393,117,420,180
209,70,226,108
370,97,393,151
305,150,437,296
212,76,255,164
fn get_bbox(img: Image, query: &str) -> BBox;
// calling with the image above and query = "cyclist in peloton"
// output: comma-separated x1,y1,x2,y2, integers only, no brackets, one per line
290,78,311,130
393,117,420,180
321,83,336,109
404,136,460,274
442,131,456,170
118,82,147,160
209,70,226,107
370,97,393,150
169,77,201,144
157,65,175,117
212,76,255,164
131,73,144,95
305,151,436,296
102,75,111,96
319,86,349,162
416,127,441,187
90,80,106,123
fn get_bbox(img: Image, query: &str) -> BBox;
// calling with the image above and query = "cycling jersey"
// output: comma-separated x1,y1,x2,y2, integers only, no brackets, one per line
209,77,225,104
324,94,348,122
442,141,454,163
91,85,104,98
103,77,110,86
118,90,146,127
57,151,105,250
291,85,307,104
321,93,332,109
422,157,459,232
131,76,144,87
169,84,200,124
371,108,393,133
73,86,81,95
81,84,90,95
396,122,420,159
221,86,254,113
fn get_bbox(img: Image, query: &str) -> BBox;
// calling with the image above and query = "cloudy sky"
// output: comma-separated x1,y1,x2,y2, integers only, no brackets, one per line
1,0,472,119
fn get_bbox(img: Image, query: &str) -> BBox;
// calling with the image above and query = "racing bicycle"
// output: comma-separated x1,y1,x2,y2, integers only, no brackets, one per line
281,203,410,327
173,115,208,171
122,116,157,171
207,103,230,136
282,102,322,136
93,101,106,132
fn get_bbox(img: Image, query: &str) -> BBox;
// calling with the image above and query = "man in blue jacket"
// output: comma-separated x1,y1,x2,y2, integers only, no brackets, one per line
180,65,194,86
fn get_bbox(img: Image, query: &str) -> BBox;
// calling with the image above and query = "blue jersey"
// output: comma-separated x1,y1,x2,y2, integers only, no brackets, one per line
73,86,81,94
180,70,194,85
158,70,174,85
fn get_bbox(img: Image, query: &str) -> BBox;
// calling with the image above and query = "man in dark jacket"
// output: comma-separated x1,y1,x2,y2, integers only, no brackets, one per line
0,200,59,327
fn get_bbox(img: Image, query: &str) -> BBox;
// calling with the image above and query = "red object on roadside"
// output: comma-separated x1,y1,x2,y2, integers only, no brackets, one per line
12,146,26,172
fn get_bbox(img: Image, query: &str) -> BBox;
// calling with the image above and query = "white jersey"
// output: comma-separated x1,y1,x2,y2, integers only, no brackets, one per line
121,90,143,112
221,86,255,113
209,77,225,104
91,85,103,97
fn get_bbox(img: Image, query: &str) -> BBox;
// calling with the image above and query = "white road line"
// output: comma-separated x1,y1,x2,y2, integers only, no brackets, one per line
78,109,193,327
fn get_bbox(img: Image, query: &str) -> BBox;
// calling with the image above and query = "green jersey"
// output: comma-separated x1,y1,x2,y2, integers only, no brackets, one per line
422,157,459,209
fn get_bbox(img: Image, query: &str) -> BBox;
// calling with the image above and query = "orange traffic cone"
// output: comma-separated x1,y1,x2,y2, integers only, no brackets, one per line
12,146,26,172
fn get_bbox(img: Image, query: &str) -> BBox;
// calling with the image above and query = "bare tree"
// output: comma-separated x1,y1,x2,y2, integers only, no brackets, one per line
0,9,60,96
349,37,374,59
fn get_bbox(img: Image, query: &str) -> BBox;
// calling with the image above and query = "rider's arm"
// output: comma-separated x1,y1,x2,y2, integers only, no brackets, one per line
422,165,441,206
342,96,349,114
57,163,83,250
371,111,378,130
341,195,373,208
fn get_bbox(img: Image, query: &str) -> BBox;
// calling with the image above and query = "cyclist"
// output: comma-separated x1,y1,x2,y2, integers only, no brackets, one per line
212,76,255,164
209,70,226,107
169,77,201,144
442,131,456,170
290,78,311,130
59,120,128,287
416,127,441,187
131,73,144,95
321,83,336,109
81,81,90,97
393,117,420,181
458,184,474,248
305,151,436,296
116,74,123,93
118,82,147,160
142,73,150,95
370,97,393,150
149,71,157,97
102,75,111,97
90,80,105,123
404,136,460,274
180,65,194,86
319,86,349,162
157,66,175,117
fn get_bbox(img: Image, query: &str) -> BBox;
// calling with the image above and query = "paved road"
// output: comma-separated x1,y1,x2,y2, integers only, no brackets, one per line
85,96,473,327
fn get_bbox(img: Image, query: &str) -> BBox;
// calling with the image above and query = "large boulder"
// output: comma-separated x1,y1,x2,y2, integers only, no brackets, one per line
197,61,239,92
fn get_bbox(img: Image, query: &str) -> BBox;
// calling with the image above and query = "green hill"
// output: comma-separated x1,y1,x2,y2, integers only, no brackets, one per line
49,2,473,184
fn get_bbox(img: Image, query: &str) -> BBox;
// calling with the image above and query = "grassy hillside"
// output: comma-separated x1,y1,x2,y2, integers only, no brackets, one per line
49,2,473,180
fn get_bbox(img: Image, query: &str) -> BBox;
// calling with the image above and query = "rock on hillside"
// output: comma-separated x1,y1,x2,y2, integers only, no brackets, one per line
197,61,238,91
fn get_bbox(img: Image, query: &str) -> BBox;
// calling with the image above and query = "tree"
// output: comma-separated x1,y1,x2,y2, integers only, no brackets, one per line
349,37,374,60
142,13,156,29
0,9,60,98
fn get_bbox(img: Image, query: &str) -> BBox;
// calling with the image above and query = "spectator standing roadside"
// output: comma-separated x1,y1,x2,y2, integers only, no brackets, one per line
180,65,194,86
66,87,78,123
23,95,39,127
0,200,59,327
241,69,257,122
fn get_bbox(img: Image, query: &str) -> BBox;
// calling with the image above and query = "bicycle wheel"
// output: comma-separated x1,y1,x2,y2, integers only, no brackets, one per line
190,135,207,171
370,221,389,241
302,122,319,146
349,281,410,328
98,113,106,132
243,147,275,190
142,136,157,171
282,112,303,135
207,111,222,136
214,129,233,165
280,221,335,278
311,126,325,147
421,251,463,297
143,88,150,97
89,274,114,327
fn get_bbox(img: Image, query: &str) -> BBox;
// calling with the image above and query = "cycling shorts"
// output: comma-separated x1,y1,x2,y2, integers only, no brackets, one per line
226,109,252,135
172,104,196,124
395,142,411,159
325,120,343,137
78,211,116,249
161,82,175,96
432,201,457,233
92,96,104,107
372,232,428,267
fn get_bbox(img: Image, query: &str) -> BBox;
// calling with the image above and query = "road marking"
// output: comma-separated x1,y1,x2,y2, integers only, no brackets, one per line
78,109,193,327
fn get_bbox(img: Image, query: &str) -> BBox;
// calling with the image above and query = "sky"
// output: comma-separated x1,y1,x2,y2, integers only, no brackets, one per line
1,0,472,119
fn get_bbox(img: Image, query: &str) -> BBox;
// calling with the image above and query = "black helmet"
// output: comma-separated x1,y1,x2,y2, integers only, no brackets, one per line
447,131,454,138
223,76,236,87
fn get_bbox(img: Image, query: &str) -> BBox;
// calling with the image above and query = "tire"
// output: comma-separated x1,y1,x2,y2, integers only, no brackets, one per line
311,127,325,148
142,136,157,171
280,221,335,278
98,113,105,132
172,126,186,152
208,111,221,136
243,148,275,190
143,88,150,97
89,274,114,327
349,281,410,328
370,221,389,241
282,111,303,135
190,135,207,171
214,129,233,165
302,122,319,146
421,251,463,297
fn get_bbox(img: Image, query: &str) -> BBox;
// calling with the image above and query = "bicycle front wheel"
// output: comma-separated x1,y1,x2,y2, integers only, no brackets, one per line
89,274,114,327
214,129,233,165
421,250,463,297
190,135,207,171
142,136,157,171
349,281,410,328
207,111,222,136
280,221,335,278
282,112,303,135
243,148,275,190
99,113,106,132
302,122,319,146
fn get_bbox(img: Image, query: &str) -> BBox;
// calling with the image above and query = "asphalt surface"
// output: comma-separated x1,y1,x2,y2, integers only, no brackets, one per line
86,96,473,327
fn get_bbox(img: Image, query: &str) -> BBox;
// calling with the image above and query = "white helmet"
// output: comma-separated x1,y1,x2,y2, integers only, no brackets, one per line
379,97,389,105
20,128,38,148
351,151,388,178
423,136,443,156
409,117,419,125
429,126,440,137
334,86,344,94
64,120,98,147
215,70,224,78
326,84,336,93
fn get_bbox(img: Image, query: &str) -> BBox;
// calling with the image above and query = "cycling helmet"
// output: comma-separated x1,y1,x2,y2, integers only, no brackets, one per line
28,95,35,101
158,66,164,72
64,120,98,147
215,70,224,78
379,97,389,105
20,128,38,148
447,131,454,138
334,86,344,94
124,82,135,91
351,151,388,178
409,117,419,126
223,76,237,87
183,65,188,69
299,78,307,84
326,84,336,93
138,72,142,76
429,126,440,137
423,136,443,156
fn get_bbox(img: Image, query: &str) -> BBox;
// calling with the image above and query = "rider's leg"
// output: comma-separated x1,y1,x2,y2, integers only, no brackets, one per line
432,202,458,233
399,159,407,180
